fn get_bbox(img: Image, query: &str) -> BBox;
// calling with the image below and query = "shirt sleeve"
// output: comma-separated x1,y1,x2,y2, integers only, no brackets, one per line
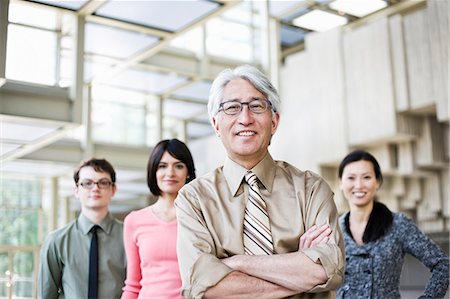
38,233,62,299
300,176,345,292
121,213,141,299
175,188,234,299
398,214,449,298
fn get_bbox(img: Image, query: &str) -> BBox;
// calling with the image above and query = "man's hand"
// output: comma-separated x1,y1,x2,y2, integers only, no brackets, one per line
299,224,331,250
223,224,332,269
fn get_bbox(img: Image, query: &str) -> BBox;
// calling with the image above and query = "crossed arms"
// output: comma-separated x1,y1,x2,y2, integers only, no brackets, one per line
175,175,344,298
176,189,343,298
204,225,332,299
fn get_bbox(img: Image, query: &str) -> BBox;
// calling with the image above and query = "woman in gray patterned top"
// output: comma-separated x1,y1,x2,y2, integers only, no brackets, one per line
336,150,449,299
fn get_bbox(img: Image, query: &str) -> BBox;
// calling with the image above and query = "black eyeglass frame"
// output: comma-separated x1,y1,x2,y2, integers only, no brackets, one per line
78,179,114,190
218,99,273,115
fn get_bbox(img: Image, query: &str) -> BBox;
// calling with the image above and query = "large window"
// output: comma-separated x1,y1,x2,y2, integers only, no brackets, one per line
6,1,73,87
0,176,44,299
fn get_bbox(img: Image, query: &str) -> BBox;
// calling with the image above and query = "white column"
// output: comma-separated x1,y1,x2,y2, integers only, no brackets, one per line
156,96,163,142
0,0,9,87
71,15,86,124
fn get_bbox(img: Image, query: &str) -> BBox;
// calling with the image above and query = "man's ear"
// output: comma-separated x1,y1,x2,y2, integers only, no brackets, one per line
74,185,80,198
212,116,220,137
112,184,117,197
271,112,280,135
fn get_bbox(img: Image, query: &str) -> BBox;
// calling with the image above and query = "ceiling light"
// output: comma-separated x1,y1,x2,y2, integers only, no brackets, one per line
292,9,348,32
329,0,388,18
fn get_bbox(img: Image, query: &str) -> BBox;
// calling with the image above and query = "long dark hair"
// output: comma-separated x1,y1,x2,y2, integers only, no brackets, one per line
147,139,196,196
339,150,393,243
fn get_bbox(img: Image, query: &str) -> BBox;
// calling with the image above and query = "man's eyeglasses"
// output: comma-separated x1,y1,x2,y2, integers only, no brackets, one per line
78,179,113,190
219,99,272,116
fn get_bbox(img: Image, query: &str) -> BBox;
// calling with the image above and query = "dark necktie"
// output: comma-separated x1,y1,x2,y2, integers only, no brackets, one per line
88,225,100,299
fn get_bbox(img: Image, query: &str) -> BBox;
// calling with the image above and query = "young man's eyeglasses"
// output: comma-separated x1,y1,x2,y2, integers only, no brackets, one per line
78,179,113,190
219,99,272,116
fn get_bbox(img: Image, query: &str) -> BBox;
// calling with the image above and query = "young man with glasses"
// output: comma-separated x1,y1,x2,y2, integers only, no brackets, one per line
38,158,126,299
175,65,344,298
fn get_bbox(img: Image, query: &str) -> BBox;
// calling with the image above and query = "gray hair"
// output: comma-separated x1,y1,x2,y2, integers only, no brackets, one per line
207,65,281,119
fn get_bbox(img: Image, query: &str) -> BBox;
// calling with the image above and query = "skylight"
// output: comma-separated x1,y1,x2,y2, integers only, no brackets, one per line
329,0,388,18
292,10,348,32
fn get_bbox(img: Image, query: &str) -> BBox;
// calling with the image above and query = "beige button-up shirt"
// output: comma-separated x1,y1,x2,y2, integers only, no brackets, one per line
175,153,344,298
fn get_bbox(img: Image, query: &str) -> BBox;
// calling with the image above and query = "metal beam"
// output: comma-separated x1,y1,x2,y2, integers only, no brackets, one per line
78,0,108,16
0,123,79,163
86,14,170,38
21,140,151,170
345,0,427,30
0,81,72,122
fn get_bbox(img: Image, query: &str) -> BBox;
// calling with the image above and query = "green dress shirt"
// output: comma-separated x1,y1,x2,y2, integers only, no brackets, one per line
175,153,345,298
38,212,126,299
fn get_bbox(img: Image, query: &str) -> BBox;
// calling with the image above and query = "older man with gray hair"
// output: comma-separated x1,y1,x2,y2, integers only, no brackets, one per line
175,65,344,298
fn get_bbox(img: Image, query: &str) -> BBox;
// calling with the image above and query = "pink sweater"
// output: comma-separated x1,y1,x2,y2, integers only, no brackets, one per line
121,207,183,299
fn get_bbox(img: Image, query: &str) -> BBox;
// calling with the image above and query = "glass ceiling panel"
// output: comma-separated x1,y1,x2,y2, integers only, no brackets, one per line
172,81,211,102
9,1,58,30
292,9,348,32
85,22,159,59
29,0,87,10
269,0,307,18
280,25,306,47
163,100,206,120
107,69,188,94
1,121,59,142
95,0,221,32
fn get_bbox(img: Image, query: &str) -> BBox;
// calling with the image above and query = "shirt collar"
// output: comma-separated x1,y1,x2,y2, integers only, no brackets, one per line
223,153,276,196
78,212,115,235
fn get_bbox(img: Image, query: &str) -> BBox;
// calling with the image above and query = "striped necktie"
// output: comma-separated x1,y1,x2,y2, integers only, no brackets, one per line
243,171,274,255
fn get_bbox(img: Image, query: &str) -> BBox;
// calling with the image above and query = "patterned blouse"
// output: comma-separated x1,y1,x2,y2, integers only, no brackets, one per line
337,212,449,298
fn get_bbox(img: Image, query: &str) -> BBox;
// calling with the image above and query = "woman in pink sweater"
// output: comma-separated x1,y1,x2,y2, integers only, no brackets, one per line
122,139,196,299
